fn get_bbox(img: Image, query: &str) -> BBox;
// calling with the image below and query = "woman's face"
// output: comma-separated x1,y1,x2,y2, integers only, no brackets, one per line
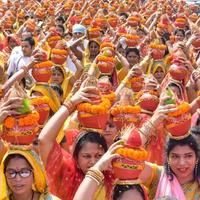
104,118,118,147
5,157,33,195
126,51,140,67
118,189,144,200
153,67,165,84
168,145,197,184
77,142,105,173
51,69,64,85
89,41,100,57
175,31,185,42
8,38,17,49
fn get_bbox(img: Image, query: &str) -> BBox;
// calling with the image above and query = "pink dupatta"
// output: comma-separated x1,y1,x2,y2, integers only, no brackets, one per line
155,170,186,200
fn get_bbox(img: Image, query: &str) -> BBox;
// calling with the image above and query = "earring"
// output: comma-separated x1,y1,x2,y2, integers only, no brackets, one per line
167,162,172,176
195,160,198,177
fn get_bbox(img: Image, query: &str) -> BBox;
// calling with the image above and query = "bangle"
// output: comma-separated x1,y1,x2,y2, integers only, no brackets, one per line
62,100,75,114
86,167,104,186
21,66,28,74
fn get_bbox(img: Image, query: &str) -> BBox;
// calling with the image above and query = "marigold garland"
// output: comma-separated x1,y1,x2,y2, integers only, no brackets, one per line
34,61,53,68
168,102,190,117
97,55,115,63
125,34,140,40
197,90,200,96
149,43,167,50
128,16,141,22
175,18,186,23
135,90,159,100
103,92,116,102
111,105,141,116
129,76,144,83
31,96,50,106
115,147,148,161
51,49,68,56
4,111,39,129
77,98,111,114
100,42,115,50
47,36,61,42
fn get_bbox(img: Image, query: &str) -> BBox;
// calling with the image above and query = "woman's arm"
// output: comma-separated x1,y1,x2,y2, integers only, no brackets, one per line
39,85,100,165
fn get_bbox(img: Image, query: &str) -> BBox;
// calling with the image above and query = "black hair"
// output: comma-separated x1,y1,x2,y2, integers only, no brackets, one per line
125,47,140,58
52,66,64,77
56,16,65,24
119,12,129,19
4,154,32,172
50,83,63,97
88,40,100,48
164,134,200,181
73,131,108,159
57,24,65,34
112,184,145,200
174,29,185,37
22,37,35,48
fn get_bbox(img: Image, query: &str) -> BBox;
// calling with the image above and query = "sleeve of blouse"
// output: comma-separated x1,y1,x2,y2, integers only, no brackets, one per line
45,142,76,194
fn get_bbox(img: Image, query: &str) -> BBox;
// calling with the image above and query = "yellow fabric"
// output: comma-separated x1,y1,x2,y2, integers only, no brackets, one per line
30,83,61,113
182,180,200,200
146,60,166,75
118,67,128,82
0,149,47,200
94,185,107,200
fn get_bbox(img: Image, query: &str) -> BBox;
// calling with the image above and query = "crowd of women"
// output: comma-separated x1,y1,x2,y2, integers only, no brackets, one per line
0,0,200,199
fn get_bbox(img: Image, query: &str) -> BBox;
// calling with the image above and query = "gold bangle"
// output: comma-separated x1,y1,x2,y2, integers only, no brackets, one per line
86,167,104,185
85,174,101,185
62,100,75,114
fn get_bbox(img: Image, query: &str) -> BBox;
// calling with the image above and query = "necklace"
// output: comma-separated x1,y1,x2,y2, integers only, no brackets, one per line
11,191,34,200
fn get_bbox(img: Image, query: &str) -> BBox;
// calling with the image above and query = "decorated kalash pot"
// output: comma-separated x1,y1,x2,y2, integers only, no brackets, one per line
97,76,116,104
96,42,116,75
113,128,148,180
137,90,159,112
111,88,141,131
164,89,191,138
88,27,101,39
129,70,144,93
47,27,62,49
149,42,167,60
125,34,140,48
30,96,50,126
32,51,53,83
50,48,68,65
77,76,111,130
1,83,40,145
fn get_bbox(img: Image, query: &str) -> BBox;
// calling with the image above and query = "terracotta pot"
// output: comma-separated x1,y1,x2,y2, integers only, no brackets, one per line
126,39,139,47
97,61,115,74
151,49,165,60
107,18,118,27
34,104,50,125
174,21,186,29
139,93,159,112
89,31,101,39
83,18,92,26
93,18,107,28
32,67,52,82
130,78,144,92
113,113,141,130
78,112,109,129
127,20,138,27
169,63,188,81
113,157,144,180
192,37,200,48
165,113,191,137
2,115,39,145
51,54,67,65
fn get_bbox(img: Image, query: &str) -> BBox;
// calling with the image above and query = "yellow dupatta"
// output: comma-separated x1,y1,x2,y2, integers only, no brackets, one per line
29,83,64,143
0,149,49,200
182,180,200,200
83,39,101,72
146,60,166,76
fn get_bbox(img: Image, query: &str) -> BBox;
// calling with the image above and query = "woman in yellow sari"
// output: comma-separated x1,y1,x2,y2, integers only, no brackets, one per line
0,148,60,200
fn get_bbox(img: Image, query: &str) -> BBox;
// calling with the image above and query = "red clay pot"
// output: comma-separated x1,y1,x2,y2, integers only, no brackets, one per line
32,67,52,82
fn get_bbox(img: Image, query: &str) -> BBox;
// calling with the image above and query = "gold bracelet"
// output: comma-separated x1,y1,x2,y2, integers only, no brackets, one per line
62,100,75,114
85,174,101,186
86,167,104,185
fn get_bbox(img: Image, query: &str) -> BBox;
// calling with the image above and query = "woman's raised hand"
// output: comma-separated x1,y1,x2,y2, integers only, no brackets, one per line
93,140,123,171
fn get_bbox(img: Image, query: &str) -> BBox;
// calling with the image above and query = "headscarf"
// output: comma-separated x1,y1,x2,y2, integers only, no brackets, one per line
29,83,60,113
0,148,47,200
50,65,72,100
147,60,166,75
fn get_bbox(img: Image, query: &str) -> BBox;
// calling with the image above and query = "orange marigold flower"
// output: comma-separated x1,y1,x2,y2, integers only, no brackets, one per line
34,61,53,68
4,117,16,129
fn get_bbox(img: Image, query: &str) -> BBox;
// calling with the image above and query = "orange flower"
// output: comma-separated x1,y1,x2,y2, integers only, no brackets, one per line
47,36,61,42
18,111,39,127
149,43,167,50
168,102,190,117
4,117,16,129
34,61,53,68
103,92,116,102
175,18,186,23
126,34,140,40
111,105,141,116
77,98,111,114
51,49,68,56
97,55,115,63
100,42,115,51
31,96,50,106
130,76,144,83
115,147,148,161
128,16,141,22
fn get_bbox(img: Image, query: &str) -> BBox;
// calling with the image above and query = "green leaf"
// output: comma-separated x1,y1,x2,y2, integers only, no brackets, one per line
16,99,31,114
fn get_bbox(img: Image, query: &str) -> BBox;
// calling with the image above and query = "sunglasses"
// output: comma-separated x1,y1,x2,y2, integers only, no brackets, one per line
5,168,32,179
